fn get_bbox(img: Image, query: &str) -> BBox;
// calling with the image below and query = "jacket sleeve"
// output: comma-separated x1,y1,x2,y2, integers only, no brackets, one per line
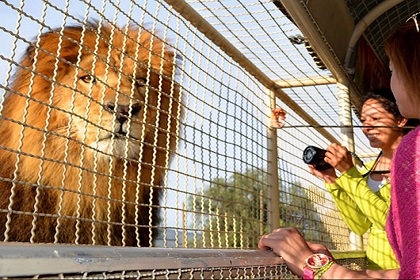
327,166,390,233
325,175,371,235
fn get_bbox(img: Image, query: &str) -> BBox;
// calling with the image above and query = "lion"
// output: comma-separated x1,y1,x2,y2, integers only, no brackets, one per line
0,21,182,246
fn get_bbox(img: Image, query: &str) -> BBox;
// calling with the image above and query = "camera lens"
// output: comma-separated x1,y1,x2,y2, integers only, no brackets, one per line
303,146,318,164
302,146,333,170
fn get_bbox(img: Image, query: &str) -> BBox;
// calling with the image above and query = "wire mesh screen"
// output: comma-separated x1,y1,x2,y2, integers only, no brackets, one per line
0,0,372,277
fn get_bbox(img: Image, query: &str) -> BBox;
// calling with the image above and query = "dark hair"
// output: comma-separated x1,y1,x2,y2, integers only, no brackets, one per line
385,19,420,105
361,88,419,134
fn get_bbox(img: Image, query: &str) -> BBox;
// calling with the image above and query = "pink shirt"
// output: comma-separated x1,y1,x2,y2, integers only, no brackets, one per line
387,126,420,279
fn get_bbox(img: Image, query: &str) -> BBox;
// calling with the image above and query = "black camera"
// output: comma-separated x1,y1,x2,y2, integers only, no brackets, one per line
302,146,333,170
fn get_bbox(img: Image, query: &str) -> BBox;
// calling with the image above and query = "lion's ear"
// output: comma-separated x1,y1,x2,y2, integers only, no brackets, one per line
21,45,35,67
20,30,81,78
20,32,61,71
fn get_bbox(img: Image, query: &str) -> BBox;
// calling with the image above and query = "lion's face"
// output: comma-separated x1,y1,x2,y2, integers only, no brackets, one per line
24,25,180,163
2,23,179,167
55,53,151,160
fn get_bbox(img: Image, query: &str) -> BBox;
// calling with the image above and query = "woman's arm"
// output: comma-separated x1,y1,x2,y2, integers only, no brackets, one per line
308,163,371,234
321,144,390,229
258,227,399,279
334,166,390,229
308,145,380,233
326,178,371,235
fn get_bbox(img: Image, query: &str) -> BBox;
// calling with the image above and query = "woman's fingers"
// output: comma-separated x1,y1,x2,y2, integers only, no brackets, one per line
259,228,310,257
259,227,318,277
325,143,354,172
270,107,287,128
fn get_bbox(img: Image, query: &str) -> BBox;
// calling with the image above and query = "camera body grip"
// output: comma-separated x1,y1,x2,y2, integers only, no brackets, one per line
302,146,333,170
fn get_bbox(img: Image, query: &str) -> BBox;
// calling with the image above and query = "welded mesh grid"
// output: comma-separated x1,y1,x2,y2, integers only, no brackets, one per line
185,0,329,82
0,0,378,278
54,266,292,280
0,0,381,268
0,0,192,247
275,84,375,251
345,0,420,65
8,265,293,279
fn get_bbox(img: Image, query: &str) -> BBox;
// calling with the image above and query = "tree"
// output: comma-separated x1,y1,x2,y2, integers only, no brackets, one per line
186,168,268,248
278,181,333,244
185,167,333,248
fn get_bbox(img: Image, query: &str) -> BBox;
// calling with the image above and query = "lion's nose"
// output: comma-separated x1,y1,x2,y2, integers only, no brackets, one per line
106,102,141,124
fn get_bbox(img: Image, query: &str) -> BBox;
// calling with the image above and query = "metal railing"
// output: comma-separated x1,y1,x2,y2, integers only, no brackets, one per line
0,0,375,278
0,242,366,279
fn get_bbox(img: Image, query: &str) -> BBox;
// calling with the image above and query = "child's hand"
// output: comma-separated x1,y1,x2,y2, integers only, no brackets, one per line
270,107,287,128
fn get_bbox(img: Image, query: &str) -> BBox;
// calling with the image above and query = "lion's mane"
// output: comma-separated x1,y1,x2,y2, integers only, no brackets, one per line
0,21,182,246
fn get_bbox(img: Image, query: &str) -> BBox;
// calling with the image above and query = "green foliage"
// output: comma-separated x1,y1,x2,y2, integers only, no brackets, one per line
185,167,333,248
278,181,330,242
186,168,268,248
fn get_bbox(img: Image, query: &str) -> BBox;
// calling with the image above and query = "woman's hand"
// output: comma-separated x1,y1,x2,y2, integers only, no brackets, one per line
258,228,389,279
258,227,314,276
306,143,355,183
308,164,337,183
325,143,354,174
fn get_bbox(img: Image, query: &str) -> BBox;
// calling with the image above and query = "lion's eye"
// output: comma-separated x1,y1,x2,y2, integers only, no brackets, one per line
136,77,147,87
80,75,97,85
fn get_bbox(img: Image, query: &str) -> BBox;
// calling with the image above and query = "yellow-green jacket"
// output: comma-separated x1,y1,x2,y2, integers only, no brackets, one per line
325,160,399,270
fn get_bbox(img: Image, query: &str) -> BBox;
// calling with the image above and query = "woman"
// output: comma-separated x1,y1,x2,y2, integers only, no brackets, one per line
259,17,420,279
308,89,415,270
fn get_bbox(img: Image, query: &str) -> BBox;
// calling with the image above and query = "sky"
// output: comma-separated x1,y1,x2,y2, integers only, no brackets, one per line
0,0,375,234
